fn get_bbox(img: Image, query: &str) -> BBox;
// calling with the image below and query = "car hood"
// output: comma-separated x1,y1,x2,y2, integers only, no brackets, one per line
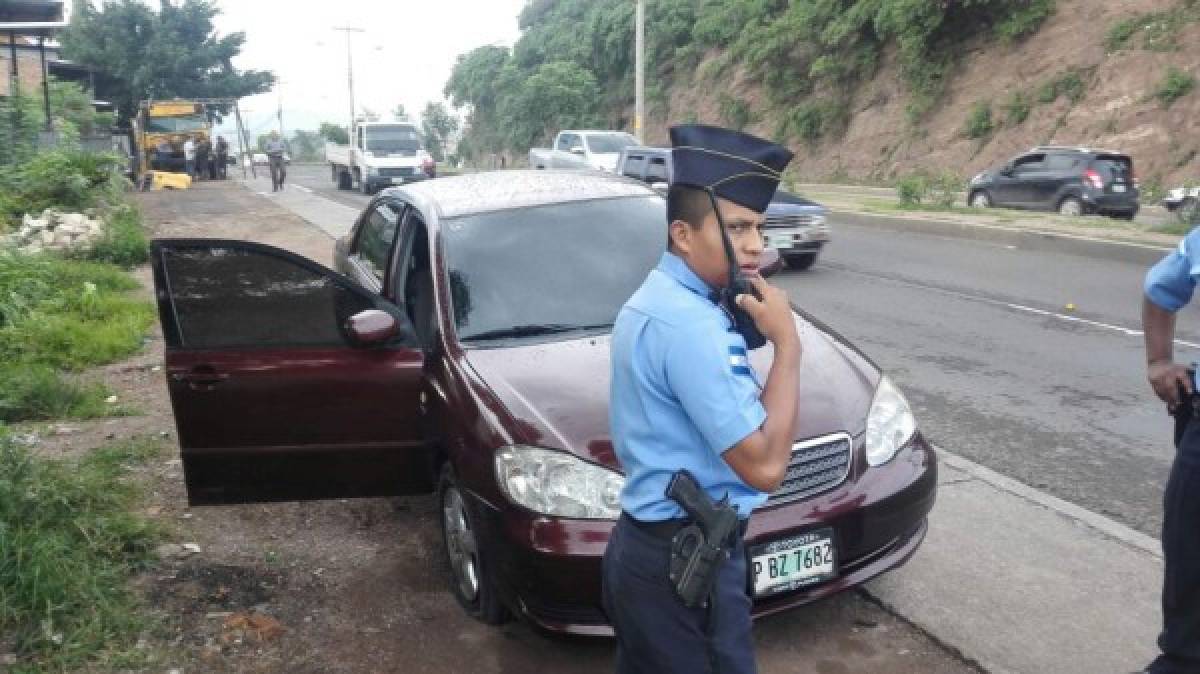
591,153,620,172
464,318,879,472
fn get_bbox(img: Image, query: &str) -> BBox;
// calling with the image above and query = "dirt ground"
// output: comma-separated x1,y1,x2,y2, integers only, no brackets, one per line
20,180,974,673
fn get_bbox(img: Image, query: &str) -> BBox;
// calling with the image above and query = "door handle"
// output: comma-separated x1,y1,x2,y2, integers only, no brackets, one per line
172,365,229,390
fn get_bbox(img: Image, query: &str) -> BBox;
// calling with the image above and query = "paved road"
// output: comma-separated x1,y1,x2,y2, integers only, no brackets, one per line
282,163,1196,535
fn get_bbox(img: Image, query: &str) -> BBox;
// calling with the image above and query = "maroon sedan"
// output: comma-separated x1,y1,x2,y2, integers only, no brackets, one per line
150,170,936,637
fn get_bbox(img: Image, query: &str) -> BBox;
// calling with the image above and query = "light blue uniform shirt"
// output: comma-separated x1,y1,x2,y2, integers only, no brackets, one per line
610,252,768,521
1146,227,1200,386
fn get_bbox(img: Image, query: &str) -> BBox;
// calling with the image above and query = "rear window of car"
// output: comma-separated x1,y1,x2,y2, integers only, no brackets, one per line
1093,154,1133,182
441,196,665,343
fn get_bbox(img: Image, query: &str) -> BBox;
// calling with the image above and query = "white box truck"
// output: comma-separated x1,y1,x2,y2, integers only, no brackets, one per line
326,121,434,194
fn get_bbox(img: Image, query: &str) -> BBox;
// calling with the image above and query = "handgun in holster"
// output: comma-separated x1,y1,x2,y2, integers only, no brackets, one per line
1173,368,1197,448
665,470,741,609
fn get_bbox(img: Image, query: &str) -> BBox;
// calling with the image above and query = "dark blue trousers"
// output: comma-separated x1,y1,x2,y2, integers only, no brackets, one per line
601,515,756,674
1151,412,1200,673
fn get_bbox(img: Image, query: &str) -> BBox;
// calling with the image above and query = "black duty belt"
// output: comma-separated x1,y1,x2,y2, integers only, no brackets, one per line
622,512,748,542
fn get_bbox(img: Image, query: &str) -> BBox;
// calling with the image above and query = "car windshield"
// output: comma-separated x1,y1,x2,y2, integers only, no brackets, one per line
367,126,421,153
443,196,665,344
147,115,207,133
586,133,638,154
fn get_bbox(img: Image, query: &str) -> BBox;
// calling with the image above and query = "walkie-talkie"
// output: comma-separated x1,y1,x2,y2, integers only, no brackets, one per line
707,189,767,349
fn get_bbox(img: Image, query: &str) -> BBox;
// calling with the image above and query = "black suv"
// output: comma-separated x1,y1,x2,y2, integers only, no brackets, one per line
967,146,1139,220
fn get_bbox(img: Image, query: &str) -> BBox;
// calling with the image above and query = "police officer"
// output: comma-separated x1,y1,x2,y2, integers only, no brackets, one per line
1142,231,1200,674
265,131,287,192
603,125,800,674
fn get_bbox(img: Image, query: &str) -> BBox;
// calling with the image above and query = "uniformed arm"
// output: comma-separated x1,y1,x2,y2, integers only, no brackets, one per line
723,276,801,492
1144,235,1199,408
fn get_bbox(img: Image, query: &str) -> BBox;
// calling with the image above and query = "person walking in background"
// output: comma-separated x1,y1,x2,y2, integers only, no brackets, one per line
195,137,211,181
1141,230,1200,674
215,136,229,180
183,137,196,178
265,131,287,192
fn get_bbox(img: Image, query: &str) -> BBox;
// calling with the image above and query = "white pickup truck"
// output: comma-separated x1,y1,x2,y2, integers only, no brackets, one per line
528,130,639,173
326,121,434,194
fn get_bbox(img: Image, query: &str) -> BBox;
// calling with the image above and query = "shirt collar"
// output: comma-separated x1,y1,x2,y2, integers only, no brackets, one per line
657,251,714,298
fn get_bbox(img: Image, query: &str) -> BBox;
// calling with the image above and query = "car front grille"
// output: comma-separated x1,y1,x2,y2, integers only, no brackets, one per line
766,432,853,506
765,213,819,228
378,167,414,177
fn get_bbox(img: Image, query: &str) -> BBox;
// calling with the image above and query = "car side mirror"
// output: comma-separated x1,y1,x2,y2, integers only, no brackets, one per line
345,309,399,346
569,147,585,156
759,248,783,279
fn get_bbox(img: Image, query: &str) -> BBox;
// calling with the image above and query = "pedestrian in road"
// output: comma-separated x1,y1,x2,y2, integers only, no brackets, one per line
1142,230,1200,674
183,137,196,178
215,136,229,180
265,131,287,192
603,125,800,674
195,137,211,182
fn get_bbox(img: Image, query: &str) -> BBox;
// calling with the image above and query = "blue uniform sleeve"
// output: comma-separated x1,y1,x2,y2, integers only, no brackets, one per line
1145,229,1200,311
664,325,768,455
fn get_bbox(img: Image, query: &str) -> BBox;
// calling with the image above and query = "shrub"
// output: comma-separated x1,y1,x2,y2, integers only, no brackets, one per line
995,0,1055,42
896,174,929,206
0,430,163,670
78,205,149,269
928,171,965,208
718,93,753,131
0,150,124,227
1002,91,1031,126
0,364,111,422
1105,16,1143,52
1037,69,1087,104
1156,67,1195,106
964,101,995,139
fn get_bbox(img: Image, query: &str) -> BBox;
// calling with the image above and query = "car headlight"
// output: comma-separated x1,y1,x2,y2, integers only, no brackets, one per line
865,376,917,467
970,173,985,185
811,214,827,226
494,445,624,519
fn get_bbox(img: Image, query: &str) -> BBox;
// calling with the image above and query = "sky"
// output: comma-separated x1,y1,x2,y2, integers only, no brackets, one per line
205,0,528,139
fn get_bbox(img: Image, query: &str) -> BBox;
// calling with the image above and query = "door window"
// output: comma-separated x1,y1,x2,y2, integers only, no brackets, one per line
1011,154,1046,173
557,134,578,152
352,200,403,282
158,243,375,349
1044,154,1081,171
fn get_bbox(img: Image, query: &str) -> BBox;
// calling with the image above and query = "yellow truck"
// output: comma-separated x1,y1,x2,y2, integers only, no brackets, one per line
132,100,211,180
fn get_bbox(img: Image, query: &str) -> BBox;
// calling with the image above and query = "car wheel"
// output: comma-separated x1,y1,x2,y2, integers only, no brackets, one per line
783,252,818,271
969,191,991,208
1178,198,1199,225
438,463,508,625
1058,197,1084,217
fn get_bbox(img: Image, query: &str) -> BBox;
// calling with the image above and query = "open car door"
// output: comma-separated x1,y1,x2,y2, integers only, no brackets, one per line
151,239,431,505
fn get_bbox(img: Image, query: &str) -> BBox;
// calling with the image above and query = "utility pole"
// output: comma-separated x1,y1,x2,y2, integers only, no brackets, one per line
634,0,645,143
333,26,364,140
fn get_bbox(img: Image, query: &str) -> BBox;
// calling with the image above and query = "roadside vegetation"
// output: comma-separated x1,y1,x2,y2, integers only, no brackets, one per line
0,428,165,671
895,171,964,209
1104,1,1200,53
444,0,1056,161
1154,67,1195,106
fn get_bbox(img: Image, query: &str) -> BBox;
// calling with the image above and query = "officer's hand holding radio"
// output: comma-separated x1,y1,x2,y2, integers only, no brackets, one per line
1149,359,1193,409
734,275,800,350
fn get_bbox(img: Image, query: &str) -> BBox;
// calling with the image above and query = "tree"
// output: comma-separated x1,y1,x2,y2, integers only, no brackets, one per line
61,0,275,125
318,122,349,145
392,104,409,122
420,102,459,162
498,61,599,150
288,129,323,161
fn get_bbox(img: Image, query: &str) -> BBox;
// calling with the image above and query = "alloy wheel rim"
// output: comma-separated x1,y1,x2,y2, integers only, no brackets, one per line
443,487,480,601
1061,200,1082,216
971,194,989,208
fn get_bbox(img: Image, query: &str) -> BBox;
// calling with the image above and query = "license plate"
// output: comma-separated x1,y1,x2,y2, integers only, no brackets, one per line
750,529,836,597
391,177,406,185
1112,184,1126,192
765,232,793,249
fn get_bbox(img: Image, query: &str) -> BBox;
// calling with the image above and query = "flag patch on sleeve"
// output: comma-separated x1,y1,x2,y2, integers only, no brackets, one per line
728,346,752,376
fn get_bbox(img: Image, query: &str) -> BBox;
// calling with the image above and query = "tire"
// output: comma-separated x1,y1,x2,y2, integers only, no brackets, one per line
438,463,508,625
783,252,818,271
1058,197,1084,217
969,191,991,208
337,169,352,190
1178,198,1198,225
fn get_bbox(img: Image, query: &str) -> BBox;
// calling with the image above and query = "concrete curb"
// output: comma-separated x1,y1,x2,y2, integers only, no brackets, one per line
831,209,1174,267
935,446,1162,559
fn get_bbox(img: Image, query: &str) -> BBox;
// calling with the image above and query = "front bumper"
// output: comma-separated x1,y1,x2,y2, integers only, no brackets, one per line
367,172,427,190
472,432,937,636
763,225,831,254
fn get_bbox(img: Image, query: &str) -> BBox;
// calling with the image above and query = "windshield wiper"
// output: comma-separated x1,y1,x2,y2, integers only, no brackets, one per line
464,323,612,342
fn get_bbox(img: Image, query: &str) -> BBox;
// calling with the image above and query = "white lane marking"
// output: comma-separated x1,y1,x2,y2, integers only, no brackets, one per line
829,265,1200,350
292,184,312,193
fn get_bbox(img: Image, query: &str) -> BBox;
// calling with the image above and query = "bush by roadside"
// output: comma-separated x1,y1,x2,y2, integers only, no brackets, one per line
896,171,965,208
0,427,166,671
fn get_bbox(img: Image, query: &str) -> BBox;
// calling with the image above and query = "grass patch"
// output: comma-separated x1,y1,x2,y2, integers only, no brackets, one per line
0,429,165,671
1104,5,1199,53
0,365,113,422
1155,67,1195,106
1002,91,1031,126
1037,69,1087,104
964,101,995,139
76,204,150,269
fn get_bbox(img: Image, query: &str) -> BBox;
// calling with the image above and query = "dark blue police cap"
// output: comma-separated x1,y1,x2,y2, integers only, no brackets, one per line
669,124,794,213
